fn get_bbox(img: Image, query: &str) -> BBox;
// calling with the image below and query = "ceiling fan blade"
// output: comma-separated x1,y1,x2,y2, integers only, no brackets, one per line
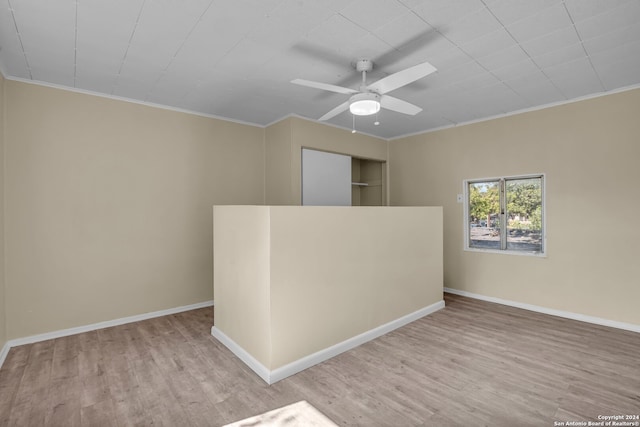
318,101,350,121
373,28,442,69
367,61,437,95
380,95,422,115
291,43,351,70
291,79,358,95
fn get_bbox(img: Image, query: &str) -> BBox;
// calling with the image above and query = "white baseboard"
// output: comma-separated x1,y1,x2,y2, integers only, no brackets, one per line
212,299,446,385
444,287,640,334
270,299,445,384
0,300,214,370
211,326,271,384
0,341,10,370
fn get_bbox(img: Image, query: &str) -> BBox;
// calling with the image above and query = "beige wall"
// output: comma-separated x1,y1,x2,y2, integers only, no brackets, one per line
265,118,293,205
0,73,5,348
265,116,388,205
389,88,640,326
269,206,443,368
213,206,272,367
4,81,265,339
4,72,637,345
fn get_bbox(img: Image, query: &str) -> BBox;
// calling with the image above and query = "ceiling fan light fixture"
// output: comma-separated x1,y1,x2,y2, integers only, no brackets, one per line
349,93,381,116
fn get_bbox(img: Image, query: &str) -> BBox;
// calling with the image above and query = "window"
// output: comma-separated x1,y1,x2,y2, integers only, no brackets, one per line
464,174,545,255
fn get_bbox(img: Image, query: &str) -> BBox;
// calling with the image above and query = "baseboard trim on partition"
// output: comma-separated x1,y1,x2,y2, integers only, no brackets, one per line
0,300,215,370
212,299,446,385
444,287,640,334
210,326,271,384
269,299,445,384
0,342,10,370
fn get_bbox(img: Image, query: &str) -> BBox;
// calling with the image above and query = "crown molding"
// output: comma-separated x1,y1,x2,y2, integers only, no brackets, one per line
390,83,640,141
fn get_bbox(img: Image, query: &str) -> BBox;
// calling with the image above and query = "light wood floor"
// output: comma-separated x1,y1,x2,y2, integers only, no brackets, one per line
1,294,639,426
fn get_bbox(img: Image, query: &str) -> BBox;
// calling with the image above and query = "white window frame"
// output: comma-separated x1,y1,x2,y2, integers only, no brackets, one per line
463,173,546,257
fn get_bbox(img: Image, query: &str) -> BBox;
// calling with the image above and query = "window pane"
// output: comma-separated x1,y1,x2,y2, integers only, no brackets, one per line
506,177,542,252
468,181,501,249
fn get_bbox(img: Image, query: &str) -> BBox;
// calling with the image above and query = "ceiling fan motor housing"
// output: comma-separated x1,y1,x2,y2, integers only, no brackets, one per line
355,59,374,72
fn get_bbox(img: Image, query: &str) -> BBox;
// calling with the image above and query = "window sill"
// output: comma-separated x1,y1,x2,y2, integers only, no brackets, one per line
464,247,547,258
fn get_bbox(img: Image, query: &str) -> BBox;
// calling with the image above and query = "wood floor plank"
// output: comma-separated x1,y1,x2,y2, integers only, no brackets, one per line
105,367,148,427
5,340,55,426
80,373,110,409
80,398,119,427
0,356,27,426
128,357,190,426
141,322,236,417
1,293,639,427
45,376,82,427
97,330,148,427
6,383,50,427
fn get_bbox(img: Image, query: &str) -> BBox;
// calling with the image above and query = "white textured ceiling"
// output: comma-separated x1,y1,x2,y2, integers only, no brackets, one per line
1,0,639,139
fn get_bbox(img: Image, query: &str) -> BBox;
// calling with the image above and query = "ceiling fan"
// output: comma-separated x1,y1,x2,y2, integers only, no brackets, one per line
291,59,437,122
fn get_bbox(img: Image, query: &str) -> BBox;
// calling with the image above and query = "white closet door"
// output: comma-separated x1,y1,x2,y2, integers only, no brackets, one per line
302,149,351,206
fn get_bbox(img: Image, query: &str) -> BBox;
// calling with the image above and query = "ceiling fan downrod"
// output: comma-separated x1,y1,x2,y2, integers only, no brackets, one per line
355,59,374,90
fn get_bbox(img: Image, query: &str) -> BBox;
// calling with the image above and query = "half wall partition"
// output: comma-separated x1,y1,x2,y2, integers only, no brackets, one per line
212,206,444,384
